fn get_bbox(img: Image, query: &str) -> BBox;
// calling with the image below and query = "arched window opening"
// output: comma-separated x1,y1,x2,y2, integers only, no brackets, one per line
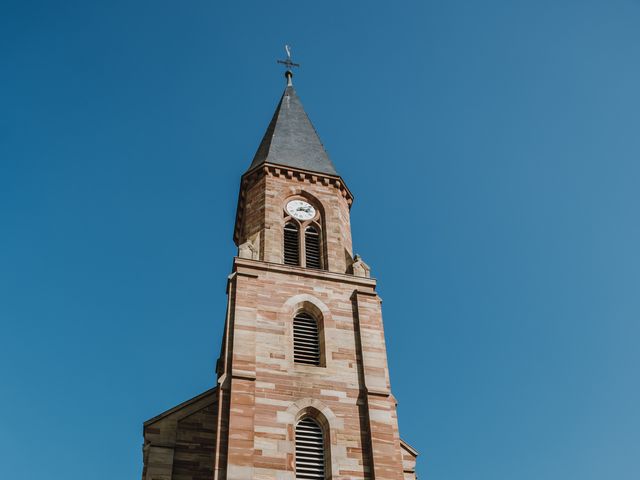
305,226,322,269
293,312,320,366
284,222,300,266
295,417,325,479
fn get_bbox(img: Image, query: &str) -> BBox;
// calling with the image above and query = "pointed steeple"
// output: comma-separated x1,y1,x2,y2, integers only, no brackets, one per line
247,83,338,176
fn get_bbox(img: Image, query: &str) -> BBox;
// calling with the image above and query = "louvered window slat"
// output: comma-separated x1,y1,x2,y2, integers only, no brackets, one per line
294,313,320,366
294,331,319,339
284,222,300,266
305,227,322,269
296,418,325,479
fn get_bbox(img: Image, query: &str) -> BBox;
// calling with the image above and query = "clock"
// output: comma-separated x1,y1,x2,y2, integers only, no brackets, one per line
286,200,316,221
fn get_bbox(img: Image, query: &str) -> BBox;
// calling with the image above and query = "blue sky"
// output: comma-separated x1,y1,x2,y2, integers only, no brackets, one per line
2,1,639,478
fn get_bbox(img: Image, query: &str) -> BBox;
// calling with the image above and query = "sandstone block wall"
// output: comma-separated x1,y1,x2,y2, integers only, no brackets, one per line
143,390,218,480
143,165,418,480
210,256,412,479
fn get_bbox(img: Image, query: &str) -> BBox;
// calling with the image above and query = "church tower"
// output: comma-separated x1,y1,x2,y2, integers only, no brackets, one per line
141,65,419,480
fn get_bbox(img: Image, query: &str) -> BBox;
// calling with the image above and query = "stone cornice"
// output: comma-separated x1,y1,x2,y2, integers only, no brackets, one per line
244,163,354,203
233,257,377,290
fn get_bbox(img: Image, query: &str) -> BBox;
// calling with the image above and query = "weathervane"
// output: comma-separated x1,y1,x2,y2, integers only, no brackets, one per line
277,45,300,86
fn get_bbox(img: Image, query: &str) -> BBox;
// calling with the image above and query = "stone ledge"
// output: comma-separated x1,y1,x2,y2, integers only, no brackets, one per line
231,370,257,381
366,387,391,397
233,257,378,289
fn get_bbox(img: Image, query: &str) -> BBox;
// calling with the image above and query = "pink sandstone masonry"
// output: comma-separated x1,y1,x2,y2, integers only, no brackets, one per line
143,163,418,479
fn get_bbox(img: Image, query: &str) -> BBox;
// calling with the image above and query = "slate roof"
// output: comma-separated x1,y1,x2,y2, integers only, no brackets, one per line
247,85,338,176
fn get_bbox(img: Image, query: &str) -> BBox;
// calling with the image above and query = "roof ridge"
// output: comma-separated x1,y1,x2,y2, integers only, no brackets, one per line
143,387,217,426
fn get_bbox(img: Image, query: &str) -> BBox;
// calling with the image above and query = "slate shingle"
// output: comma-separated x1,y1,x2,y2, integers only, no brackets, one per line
248,86,338,176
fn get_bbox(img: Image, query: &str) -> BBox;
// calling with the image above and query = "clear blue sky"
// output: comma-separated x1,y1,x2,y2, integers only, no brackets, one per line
2,1,639,478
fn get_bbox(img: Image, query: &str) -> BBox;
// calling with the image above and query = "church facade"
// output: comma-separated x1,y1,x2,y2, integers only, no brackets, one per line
141,70,419,480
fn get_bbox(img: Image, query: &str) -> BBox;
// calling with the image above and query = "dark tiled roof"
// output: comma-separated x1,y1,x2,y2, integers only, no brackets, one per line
247,85,338,176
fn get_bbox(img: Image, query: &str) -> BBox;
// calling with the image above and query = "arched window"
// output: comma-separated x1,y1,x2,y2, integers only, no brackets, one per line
284,222,300,266
283,197,326,270
295,417,325,479
305,226,322,269
293,312,320,366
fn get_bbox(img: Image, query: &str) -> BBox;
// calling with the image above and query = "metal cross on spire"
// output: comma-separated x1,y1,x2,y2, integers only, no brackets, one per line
277,45,300,86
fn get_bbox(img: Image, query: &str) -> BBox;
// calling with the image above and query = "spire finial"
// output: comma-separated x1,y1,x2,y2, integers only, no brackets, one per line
277,44,300,86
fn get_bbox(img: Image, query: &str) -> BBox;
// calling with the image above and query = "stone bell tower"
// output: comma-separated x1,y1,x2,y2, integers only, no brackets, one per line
141,65,418,480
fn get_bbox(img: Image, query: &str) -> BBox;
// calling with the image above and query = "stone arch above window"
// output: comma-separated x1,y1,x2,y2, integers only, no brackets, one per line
280,399,342,478
281,295,332,368
280,190,326,220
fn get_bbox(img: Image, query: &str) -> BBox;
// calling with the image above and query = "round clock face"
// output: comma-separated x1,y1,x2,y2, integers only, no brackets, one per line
286,200,316,221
